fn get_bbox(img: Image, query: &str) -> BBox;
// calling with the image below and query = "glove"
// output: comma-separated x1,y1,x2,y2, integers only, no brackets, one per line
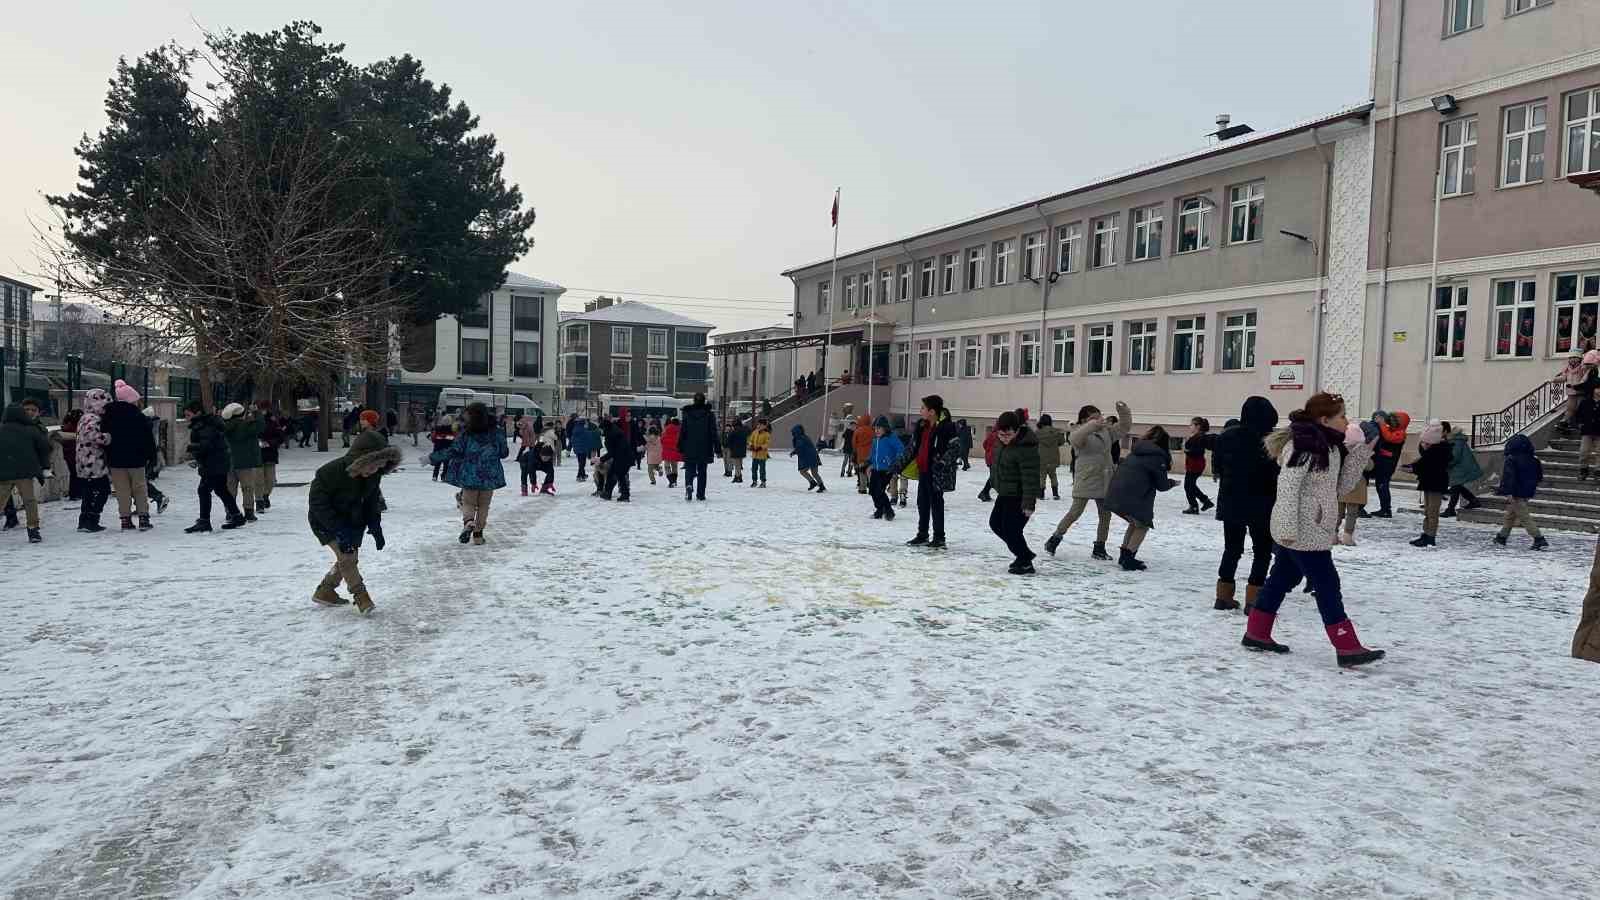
336,526,361,554
369,522,386,552
1345,423,1366,447
1359,420,1381,444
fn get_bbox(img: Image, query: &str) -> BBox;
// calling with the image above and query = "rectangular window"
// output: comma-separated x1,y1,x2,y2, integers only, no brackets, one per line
1018,329,1040,377
512,297,542,332
920,259,936,298
894,341,910,378
563,323,589,351
1127,320,1157,373
1494,280,1538,358
860,270,873,307
1050,326,1076,375
1553,273,1600,354
611,357,633,388
1086,324,1114,374
1221,312,1258,371
1092,216,1119,268
1447,0,1482,34
1565,88,1600,177
647,328,668,358
647,360,668,391
675,361,708,384
460,294,490,329
1502,102,1547,187
898,263,912,302
817,280,831,314
1022,232,1044,280
512,340,540,378
569,354,590,381
992,239,1016,285
1056,223,1081,273
460,337,489,376
1508,0,1550,13
941,253,958,294
880,268,893,305
1441,118,1478,196
1177,197,1213,253
1433,284,1470,360
611,326,632,356
916,340,933,379
844,274,857,310
988,333,1011,376
966,246,986,289
1131,207,1163,261
675,330,706,351
1228,182,1265,243
962,336,981,377
937,338,957,378
1171,315,1206,372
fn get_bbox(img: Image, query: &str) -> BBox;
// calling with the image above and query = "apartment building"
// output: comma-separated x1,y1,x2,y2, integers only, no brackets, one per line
1,274,37,357
396,271,564,412
710,324,795,405
558,299,713,406
1362,0,1600,429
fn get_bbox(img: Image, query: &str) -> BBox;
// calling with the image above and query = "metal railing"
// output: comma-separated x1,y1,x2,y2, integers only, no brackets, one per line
1471,378,1568,448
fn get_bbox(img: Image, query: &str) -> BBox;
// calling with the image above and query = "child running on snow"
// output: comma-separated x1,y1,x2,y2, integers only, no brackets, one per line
748,418,771,488
791,424,825,492
866,416,903,519
307,427,401,614
1241,392,1384,667
988,410,1042,574
1406,421,1451,548
1441,421,1483,517
661,416,682,488
645,423,663,485
429,416,456,482
1043,401,1131,561
1493,434,1548,550
428,401,509,545
1105,426,1178,571
1181,418,1214,514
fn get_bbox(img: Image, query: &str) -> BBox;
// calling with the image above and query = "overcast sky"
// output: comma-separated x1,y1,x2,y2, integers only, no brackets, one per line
1,0,1374,335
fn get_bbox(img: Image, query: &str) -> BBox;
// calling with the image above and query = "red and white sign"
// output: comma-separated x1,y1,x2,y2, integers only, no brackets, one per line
1269,359,1306,391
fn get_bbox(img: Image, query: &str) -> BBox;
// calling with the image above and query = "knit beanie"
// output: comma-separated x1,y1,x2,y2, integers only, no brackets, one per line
1419,421,1444,447
360,409,381,428
874,415,891,429
221,402,245,420
113,379,141,404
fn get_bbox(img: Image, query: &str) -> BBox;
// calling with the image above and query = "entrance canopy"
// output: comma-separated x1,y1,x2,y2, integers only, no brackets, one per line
709,325,870,357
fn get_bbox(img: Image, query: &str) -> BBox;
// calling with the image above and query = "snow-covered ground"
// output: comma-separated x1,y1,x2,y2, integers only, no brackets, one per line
3,443,1599,898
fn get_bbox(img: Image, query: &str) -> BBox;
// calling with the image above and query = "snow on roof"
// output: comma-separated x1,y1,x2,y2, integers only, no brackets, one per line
2,274,43,292
563,300,713,330
712,324,794,341
502,271,566,293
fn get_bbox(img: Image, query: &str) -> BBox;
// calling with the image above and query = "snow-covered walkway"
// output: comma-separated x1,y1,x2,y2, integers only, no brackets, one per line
3,445,1598,897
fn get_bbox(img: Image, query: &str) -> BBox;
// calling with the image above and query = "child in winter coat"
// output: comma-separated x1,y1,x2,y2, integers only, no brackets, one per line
1441,422,1484,517
1406,421,1452,547
1369,409,1410,516
1493,434,1547,550
988,410,1043,574
1035,415,1067,501
977,426,999,502
427,402,508,545
661,418,682,488
1242,392,1383,667
0,401,53,542
429,417,456,482
790,424,825,492
1337,458,1371,547
839,421,856,479
646,425,664,485
852,414,873,493
75,389,113,533
866,416,904,520
307,429,402,614
748,419,772,488
1045,401,1132,561
516,444,538,496
1105,426,1179,571
1182,418,1214,514
1212,396,1281,609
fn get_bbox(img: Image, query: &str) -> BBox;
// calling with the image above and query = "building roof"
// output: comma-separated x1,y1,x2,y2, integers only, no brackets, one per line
781,102,1374,276
1,274,43,292
502,271,566,293
561,300,713,330
31,300,118,324
711,324,794,342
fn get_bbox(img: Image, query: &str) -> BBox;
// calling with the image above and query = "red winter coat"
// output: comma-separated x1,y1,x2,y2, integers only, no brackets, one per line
661,422,683,463
983,430,998,466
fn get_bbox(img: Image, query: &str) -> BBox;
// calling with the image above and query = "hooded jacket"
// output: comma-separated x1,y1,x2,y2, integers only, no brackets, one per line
222,412,265,470
725,421,751,459
307,430,402,546
991,426,1044,504
75,389,112,480
1105,438,1177,527
429,414,509,490
102,399,157,470
1372,411,1411,478
0,403,52,482
645,429,664,466
677,401,721,464
604,420,637,467
790,425,821,470
185,412,232,478
661,421,683,462
1446,430,1484,487
1497,434,1543,499
869,428,905,472
1213,396,1280,525
748,426,771,460
1408,437,1452,494
1035,423,1067,472
1067,401,1131,500
851,415,874,464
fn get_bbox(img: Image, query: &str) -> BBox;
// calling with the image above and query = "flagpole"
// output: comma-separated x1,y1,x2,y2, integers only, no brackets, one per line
866,253,877,420
821,187,838,447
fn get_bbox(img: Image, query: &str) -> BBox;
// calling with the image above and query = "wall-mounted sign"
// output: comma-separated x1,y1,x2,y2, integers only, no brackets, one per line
1269,359,1306,391
1392,331,1408,343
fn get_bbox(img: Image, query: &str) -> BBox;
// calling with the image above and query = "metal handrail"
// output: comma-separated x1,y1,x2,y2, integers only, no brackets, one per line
1470,378,1569,448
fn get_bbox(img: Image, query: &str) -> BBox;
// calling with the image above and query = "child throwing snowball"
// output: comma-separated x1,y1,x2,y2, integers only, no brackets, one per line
791,424,825,492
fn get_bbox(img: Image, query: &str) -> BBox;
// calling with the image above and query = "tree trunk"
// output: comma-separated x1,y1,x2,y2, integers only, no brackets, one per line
317,376,333,453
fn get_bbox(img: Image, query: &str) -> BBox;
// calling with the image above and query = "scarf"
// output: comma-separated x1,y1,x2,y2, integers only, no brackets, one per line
1286,419,1346,472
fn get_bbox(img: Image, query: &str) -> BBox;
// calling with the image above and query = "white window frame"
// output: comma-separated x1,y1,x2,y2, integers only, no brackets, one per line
940,253,958,294
1018,329,1041,377
1433,284,1470,360
937,337,957,378
1564,88,1600,177
1050,326,1076,376
1507,0,1550,14
817,280,831,314
915,340,933,379
460,337,490,376
1228,182,1265,244
919,259,937,298
1552,272,1600,355
647,328,668,358
1170,315,1206,372
1126,320,1157,374
894,341,910,378
1493,279,1538,359
1440,117,1479,197
1446,0,1483,35
1130,207,1163,262
646,360,668,391
1220,312,1259,372
1086,324,1114,375
992,239,1016,286
880,268,893,305
860,270,873,308
610,357,633,389
1022,232,1044,280
843,274,857,310
1091,216,1119,268
962,335,982,378
898,263,912,302
1176,196,1213,253
988,332,1012,377
1056,223,1081,274
1501,101,1547,187
965,246,986,290
611,326,633,356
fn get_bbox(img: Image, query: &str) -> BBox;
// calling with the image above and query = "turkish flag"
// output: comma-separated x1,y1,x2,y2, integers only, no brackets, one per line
830,191,838,228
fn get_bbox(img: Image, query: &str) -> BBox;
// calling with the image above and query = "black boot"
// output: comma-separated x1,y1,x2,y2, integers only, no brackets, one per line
2,511,17,531
138,514,153,532
977,490,992,503
120,516,135,531
927,535,946,549
459,526,473,544
906,534,929,546
1044,534,1062,556
1052,488,1060,501
1409,533,1436,548
1091,542,1111,561
27,527,42,543
185,519,212,534
1118,547,1147,571
1492,533,1509,547
244,509,258,523
1372,509,1393,518
1531,536,1550,551
221,513,247,530
78,514,106,534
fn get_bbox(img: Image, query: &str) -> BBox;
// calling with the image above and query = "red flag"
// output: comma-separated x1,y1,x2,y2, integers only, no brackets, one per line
830,191,839,228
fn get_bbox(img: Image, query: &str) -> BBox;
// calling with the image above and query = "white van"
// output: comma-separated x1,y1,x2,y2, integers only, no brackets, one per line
594,393,690,421
437,388,543,420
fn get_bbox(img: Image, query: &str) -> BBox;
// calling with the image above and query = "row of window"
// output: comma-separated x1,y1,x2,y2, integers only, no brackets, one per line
1,283,33,330
892,311,1259,381
1445,0,1551,37
1438,86,1600,197
459,338,542,378
1433,271,1600,359
560,323,708,356
817,182,1265,314
460,295,545,333
561,357,709,391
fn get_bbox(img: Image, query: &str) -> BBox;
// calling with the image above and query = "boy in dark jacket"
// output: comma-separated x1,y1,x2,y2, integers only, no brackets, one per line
726,418,750,484
988,411,1043,575
1406,422,1452,547
791,424,825,492
1181,417,1214,515
182,401,246,532
1493,434,1548,550
0,402,53,542
308,429,402,613
1212,397,1280,610
601,418,635,501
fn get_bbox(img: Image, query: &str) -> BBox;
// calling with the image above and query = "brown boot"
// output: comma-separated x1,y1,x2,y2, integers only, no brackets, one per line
1243,584,1262,614
313,583,349,606
352,586,375,615
1214,580,1240,611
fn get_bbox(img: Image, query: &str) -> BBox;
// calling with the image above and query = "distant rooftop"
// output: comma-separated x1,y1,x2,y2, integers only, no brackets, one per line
501,271,566,293
562,300,713,330
32,300,118,325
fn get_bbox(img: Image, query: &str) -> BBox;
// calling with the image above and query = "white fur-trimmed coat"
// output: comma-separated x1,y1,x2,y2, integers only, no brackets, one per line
1266,432,1374,553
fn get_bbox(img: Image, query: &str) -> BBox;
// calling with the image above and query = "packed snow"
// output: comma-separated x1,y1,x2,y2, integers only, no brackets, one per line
3,442,1599,898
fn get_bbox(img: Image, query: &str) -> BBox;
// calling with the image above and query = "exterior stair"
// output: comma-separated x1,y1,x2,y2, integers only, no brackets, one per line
1459,435,1600,533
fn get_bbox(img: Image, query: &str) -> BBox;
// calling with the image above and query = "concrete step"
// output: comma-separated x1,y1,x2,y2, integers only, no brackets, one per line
1459,507,1600,534
1468,495,1600,520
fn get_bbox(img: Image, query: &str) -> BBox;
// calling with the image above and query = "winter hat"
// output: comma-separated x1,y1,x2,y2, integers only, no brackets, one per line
1419,421,1444,447
113,379,141,404
874,415,891,429
349,428,387,457
1344,422,1366,447
1583,349,1600,366
360,409,381,428
221,402,245,420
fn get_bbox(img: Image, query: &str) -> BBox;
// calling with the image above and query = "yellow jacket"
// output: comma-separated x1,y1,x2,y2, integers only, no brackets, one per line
749,429,771,460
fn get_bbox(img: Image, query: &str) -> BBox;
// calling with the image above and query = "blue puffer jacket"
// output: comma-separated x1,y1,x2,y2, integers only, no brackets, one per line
790,425,821,470
1496,434,1542,499
430,424,509,490
869,432,905,471
569,420,598,456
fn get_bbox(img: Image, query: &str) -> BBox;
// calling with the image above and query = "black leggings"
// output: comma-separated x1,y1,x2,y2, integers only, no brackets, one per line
197,471,240,522
1218,519,1274,586
1184,472,1211,509
869,470,893,513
